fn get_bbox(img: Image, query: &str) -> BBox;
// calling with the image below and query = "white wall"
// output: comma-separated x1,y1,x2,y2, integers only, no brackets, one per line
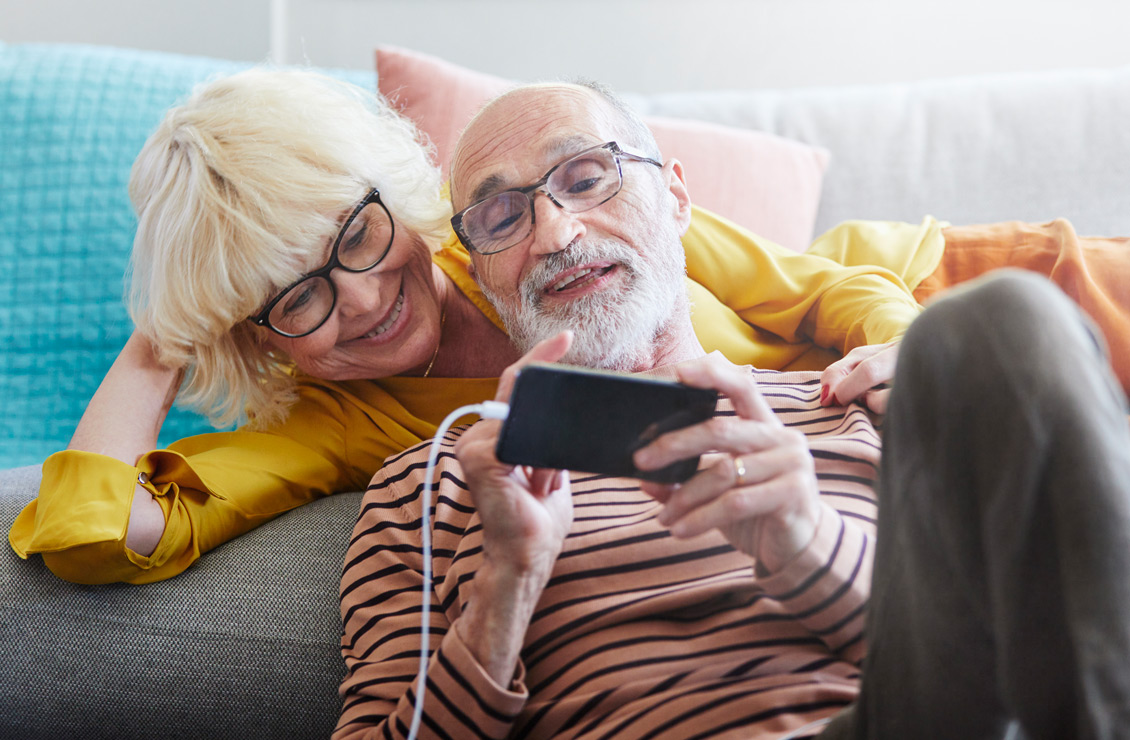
282,0,1130,92
2,0,273,63
4,0,1130,92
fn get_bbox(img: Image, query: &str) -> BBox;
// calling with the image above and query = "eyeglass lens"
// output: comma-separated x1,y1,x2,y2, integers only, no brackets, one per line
463,146,622,254
267,200,394,336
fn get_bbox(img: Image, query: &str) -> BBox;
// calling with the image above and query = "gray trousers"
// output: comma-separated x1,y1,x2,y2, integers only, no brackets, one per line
822,269,1130,739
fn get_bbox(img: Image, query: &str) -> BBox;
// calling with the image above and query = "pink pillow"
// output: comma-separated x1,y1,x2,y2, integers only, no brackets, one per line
376,46,829,251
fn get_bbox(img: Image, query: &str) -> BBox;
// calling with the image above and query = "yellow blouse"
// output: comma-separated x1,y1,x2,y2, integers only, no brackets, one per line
8,206,942,584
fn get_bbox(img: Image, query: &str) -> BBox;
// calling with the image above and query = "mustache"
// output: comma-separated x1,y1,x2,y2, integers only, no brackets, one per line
520,239,639,305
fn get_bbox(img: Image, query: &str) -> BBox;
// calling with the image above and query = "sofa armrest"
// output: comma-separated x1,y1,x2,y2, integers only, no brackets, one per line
1,465,362,739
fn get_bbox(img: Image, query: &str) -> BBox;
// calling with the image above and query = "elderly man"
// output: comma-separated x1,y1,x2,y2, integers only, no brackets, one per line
335,82,1130,740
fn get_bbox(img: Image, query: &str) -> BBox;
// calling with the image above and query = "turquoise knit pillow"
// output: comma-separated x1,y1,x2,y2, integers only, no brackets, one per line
0,43,375,468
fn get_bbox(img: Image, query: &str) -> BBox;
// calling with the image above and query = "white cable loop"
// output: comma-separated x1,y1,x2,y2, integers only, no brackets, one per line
407,401,508,740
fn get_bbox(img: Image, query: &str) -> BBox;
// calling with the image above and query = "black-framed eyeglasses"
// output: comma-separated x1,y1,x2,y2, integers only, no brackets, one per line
251,188,395,338
451,141,662,255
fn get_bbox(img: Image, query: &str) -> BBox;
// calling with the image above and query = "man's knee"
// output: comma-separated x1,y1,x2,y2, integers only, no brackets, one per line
905,268,1103,371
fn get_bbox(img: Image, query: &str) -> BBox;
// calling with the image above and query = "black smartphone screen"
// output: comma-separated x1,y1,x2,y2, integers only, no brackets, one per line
495,363,719,483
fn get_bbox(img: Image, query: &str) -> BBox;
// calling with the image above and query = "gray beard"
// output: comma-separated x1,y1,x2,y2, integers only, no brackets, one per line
482,236,687,371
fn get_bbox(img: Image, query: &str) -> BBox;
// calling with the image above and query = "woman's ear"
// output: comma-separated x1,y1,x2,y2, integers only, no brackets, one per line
662,158,693,235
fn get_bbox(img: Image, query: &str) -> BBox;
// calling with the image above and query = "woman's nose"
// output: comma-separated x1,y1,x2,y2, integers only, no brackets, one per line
332,268,384,320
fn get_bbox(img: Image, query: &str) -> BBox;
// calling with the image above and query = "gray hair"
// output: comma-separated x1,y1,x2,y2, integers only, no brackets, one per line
568,78,662,160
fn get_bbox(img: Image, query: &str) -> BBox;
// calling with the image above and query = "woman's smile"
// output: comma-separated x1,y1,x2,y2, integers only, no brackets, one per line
345,289,408,346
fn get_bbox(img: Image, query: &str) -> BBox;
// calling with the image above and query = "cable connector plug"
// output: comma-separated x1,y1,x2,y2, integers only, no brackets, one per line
477,400,510,420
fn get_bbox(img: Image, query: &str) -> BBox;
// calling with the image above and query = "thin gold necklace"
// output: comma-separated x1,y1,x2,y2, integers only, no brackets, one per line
422,308,446,378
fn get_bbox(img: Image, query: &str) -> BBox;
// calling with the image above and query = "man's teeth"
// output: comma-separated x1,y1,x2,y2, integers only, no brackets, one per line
553,267,597,292
362,294,404,339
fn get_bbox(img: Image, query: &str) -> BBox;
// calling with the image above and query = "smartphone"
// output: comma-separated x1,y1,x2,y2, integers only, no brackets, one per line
495,362,719,483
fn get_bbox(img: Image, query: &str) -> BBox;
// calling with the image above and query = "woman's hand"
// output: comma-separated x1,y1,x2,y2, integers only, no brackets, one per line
820,341,899,414
633,356,822,574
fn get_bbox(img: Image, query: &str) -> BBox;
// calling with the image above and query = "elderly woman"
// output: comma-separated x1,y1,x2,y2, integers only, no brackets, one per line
7,68,937,585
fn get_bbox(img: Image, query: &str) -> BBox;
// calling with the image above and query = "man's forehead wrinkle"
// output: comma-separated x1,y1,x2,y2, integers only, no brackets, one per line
468,135,603,204
452,111,553,206
452,85,608,208
453,107,549,206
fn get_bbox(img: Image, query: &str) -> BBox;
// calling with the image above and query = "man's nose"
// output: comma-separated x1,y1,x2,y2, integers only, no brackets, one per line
528,192,585,256
332,267,383,320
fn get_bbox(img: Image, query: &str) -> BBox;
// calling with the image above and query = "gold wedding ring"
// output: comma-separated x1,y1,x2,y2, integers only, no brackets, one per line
732,455,748,485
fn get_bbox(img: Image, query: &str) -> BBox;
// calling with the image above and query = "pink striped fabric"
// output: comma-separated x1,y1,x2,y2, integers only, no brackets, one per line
336,368,880,740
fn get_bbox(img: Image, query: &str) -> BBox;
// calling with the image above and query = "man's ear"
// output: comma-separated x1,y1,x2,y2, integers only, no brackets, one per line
663,158,693,235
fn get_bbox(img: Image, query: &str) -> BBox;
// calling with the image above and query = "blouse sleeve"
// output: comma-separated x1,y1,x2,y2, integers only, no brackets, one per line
682,206,928,356
7,379,394,585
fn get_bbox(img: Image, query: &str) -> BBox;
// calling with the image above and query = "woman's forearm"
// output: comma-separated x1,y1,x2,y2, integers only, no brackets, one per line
69,330,183,460
69,330,184,556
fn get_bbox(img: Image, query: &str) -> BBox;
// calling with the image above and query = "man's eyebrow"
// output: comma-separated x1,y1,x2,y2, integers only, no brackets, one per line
543,134,595,161
469,174,510,206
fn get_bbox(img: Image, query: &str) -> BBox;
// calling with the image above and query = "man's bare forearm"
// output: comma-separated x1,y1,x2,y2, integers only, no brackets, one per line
454,557,555,686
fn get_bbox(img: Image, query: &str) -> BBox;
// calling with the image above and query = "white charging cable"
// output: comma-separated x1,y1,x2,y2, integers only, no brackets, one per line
406,399,828,740
407,400,510,740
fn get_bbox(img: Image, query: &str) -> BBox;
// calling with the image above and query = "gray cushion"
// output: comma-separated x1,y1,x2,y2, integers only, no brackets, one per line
629,66,1130,238
0,465,362,739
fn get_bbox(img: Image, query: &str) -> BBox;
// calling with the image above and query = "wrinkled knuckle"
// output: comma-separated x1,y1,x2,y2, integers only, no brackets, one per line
859,359,884,386
722,489,754,520
705,417,730,436
648,433,678,458
825,363,848,382
710,459,733,486
782,428,806,449
784,433,814,469
784,468,809,488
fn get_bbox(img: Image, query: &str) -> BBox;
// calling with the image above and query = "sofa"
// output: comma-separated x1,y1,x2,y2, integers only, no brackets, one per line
2,42,1128,738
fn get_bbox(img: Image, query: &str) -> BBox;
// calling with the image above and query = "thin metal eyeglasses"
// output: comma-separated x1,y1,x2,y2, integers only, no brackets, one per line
450,141,662,255
250,188,395,338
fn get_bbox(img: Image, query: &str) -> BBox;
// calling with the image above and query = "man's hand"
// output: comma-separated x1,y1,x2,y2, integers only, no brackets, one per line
632,356,822,575
820,341,899,414
451,331,575,685
455,331,576,573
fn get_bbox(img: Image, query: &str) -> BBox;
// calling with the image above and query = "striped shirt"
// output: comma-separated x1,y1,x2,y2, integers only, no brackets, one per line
336,368,880,740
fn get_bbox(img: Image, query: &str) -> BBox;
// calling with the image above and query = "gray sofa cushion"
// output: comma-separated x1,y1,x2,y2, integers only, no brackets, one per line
1,465,362,739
